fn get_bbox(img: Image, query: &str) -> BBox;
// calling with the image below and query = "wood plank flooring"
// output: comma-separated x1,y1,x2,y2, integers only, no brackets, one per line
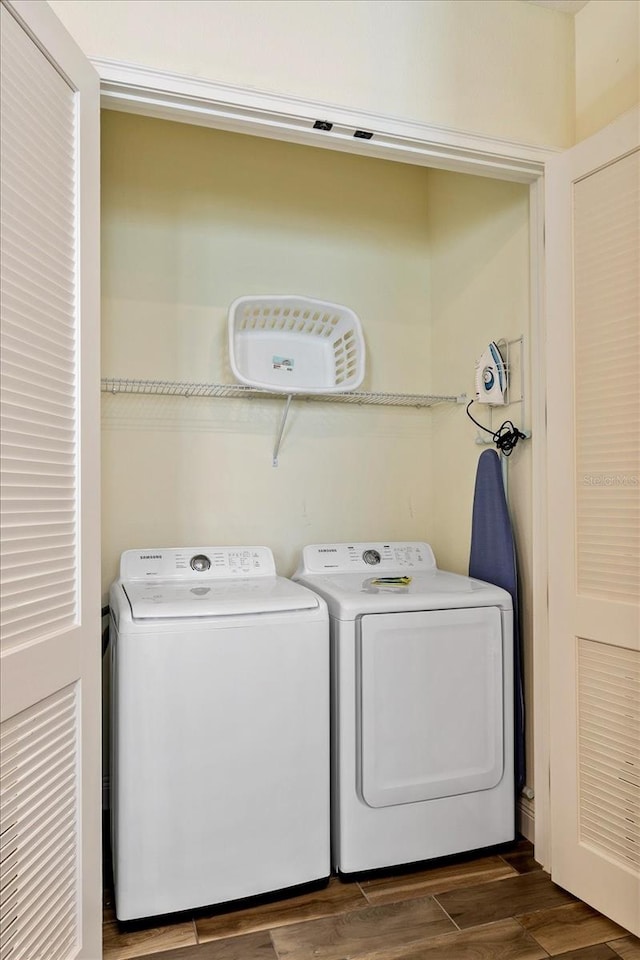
103,841,640,960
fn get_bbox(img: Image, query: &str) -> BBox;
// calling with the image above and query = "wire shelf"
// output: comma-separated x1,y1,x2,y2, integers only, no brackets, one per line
101,378,466,408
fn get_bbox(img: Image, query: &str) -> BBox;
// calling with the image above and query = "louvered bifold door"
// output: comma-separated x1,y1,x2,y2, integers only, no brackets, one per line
0,2,101,959
1,3,78,650
547,110,640,936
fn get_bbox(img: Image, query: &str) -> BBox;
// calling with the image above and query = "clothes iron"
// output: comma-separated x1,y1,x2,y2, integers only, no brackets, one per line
475,341,506,404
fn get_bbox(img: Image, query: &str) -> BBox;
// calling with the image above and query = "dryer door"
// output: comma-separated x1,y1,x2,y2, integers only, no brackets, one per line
359,607,504,807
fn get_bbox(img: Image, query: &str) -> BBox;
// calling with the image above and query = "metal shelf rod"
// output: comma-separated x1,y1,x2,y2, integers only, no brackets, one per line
102,378,468,465
101,378,467,409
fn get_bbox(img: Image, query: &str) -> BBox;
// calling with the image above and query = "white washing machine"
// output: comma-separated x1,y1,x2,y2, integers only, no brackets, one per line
110,546,330,920
294,541,514,874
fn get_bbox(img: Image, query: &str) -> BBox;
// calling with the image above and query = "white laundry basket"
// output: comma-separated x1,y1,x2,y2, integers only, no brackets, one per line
228,295,365,394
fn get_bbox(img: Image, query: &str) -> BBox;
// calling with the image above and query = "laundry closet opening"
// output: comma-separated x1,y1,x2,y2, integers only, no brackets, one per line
100,108,533,799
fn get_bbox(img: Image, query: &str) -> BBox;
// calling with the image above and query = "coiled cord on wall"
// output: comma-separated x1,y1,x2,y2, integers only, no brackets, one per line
466,400,526,457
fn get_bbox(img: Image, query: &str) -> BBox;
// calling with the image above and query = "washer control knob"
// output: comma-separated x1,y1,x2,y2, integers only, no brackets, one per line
362,549,381,566
190,554,211,572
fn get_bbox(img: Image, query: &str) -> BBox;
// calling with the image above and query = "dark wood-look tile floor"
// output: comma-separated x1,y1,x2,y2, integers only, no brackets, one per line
102,841,640,960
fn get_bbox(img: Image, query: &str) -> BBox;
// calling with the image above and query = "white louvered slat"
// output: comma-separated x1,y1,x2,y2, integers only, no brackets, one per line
1,319,75,356
0,210,75,275
1,458,76,478
0,694,74,746
0,698,75,754
1,523,77,543
581,778,640,819
0,548,76,576
581,807,639,851
2,477,76,494
580,642,640,669
2,207,72,267
578,423,640,443
581,742,639,777
0,364,73,409
581,812,639,853
581,825,639,868
0,407,76,436
10,812,76,902
1,393,75,425
1,153,76,237
1,89,75,167
0,4,79,656
3,249,76,308
1,874,19,914
578,638,640,869
3,556,73,576
1,436,75,459
1,355,75,394
582,718,640,751
2,853,76,955
2,77,74,152
582,772,639,809
581,703,640,736
0,601,77,648
0,822,18,856
5,248,72,308
581,649,640,672
1,397,76,424
574,152,640,605
0,686,79,960
1,541,77,568
3,74,75,150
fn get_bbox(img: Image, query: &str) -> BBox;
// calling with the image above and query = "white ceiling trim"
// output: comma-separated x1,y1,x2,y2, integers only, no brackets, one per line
94,58,560,184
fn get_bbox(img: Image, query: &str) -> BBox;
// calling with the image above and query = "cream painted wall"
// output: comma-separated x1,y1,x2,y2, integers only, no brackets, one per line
427,170,532,784
102,110,532,786
575,0,640,141
101,110,436,594
49,0,575,147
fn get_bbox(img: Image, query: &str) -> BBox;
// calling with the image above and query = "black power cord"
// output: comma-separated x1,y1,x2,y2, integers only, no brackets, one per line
466,400,526,457
101,604,110,657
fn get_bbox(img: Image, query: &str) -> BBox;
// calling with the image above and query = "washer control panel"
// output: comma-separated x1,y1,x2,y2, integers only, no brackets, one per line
119,546,276,580
297,542,437,574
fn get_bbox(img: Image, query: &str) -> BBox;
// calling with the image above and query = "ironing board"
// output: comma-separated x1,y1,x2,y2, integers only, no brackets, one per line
469,448,525,792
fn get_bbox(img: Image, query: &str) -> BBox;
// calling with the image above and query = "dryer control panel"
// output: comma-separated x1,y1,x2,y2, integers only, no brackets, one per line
119,546,276,580
297,542,437,574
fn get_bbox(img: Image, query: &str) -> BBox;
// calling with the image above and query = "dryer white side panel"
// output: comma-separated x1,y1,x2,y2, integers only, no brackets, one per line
360,607,504,807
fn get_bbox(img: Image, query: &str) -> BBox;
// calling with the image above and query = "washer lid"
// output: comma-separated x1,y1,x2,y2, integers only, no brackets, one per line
123,576,319,619
295,569,512,619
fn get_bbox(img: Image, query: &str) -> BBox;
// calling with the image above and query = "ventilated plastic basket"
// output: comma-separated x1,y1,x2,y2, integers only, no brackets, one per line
228,295,365,394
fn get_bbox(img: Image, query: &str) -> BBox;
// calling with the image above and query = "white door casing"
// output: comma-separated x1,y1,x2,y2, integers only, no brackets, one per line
0,1,101,957
547,108,640,934
90,57,552,862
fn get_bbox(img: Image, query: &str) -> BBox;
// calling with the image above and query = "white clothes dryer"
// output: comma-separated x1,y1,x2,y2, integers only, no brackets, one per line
294,541,514,875
110,546,329,920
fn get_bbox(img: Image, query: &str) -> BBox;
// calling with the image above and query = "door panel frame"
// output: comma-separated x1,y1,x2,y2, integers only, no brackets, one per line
546,108,639,929
1,2,102,957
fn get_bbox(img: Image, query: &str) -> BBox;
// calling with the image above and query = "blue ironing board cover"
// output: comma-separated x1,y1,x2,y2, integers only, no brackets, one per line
469,448,525,792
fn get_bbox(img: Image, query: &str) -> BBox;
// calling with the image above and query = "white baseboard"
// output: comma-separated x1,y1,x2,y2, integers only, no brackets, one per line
517,794,535,842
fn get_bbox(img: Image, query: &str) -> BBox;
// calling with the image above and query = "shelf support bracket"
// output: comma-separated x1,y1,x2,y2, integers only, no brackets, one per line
273,395,294,467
